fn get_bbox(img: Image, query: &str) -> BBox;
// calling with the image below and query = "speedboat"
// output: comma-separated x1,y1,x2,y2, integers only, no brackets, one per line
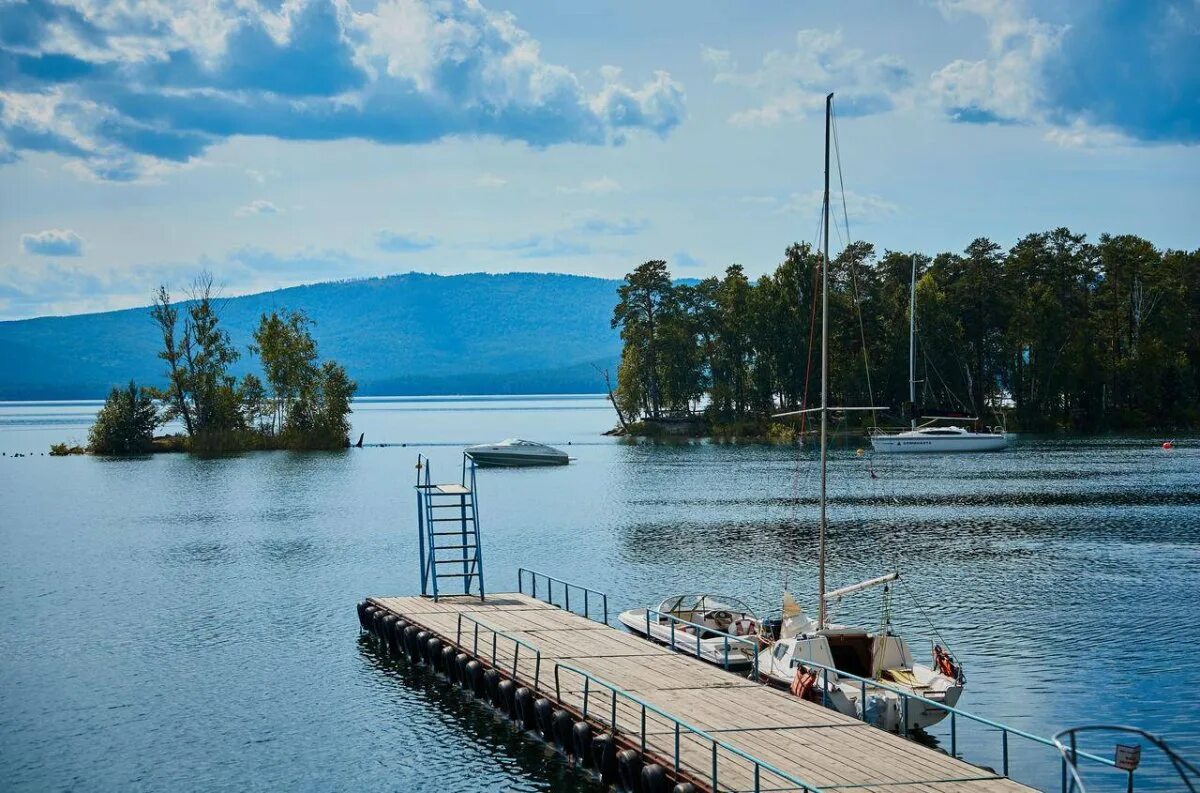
464,438,569,467
870,424,1007,453
757,579,965,733
619,594,762,671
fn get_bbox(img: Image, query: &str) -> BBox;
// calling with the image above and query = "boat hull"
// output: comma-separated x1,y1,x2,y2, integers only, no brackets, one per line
619,612,756,671
465,451,568,467
870,434,1007,453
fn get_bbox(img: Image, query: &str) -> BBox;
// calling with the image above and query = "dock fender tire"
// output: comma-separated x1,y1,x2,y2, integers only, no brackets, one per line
513,687,535,729
550,709,573,752
413,630,431,660
592,734,618,783
455,653,471,685
361,604,377,631
483,669,500,705
425,637,442,665
672,784,696,793
372,610,389,639
440,645,457,675
571,721,593,766
356,601,369,630
379,614,397,649
403,626,420,656
617,749,643,792
533,698,554,740
464,660,483,695
641,764,668,793
396,619,415,657
496,680,516,715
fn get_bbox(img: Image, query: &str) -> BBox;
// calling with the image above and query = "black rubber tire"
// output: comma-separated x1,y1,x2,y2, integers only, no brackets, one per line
379,615,397,652
483,669,501,706
641,763,668,793
356,601,369,630
462,660,482,694
672,784,697,793
455,653,471,685
592,734,618,784
361,604,377,631
496,680,516,717
403,626,420,656
551,710,573,753
617,749,643,793
425,637,442,665
413,630,430,661
533,698,554,740
389,619,407,654
513,687,535,728
571,721,593,766
440,645,457,675
372,610,388,639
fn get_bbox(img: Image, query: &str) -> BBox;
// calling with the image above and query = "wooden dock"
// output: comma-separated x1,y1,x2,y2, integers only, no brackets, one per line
365,592,1033,793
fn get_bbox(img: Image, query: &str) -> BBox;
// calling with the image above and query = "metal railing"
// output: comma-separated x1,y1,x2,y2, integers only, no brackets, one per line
779,655,1116,790
644,609,761,678
455,613,543,692
554,662,822,793
517,568,609,624
1053,724,1199,792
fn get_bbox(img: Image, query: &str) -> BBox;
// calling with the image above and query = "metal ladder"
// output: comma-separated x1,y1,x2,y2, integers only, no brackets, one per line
415,454,485,601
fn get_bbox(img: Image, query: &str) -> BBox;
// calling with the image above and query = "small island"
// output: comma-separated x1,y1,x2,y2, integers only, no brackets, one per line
55,274,356,456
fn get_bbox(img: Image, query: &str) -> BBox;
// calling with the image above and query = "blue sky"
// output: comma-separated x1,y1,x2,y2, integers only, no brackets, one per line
1,0,1197,319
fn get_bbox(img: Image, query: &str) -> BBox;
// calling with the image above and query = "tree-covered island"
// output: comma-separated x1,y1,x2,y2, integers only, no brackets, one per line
611,230,1199,438
63,274,356,455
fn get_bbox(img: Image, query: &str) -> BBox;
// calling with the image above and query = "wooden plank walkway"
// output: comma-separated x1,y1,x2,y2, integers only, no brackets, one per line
369,593,1033,793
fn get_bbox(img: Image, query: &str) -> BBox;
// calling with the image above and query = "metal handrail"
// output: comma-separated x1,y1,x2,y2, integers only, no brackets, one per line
1053,724,1199,793
554,662,823,793
644,609,761,678
455,613,542,692
773,653,1115,784
517,567,609,624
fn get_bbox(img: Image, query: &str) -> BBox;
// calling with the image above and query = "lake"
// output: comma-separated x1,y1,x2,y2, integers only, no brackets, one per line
1,396,1197,791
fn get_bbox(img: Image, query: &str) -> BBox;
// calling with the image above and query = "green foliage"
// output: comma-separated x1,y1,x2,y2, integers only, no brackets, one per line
89,381,159,455
613,231,1200,433
138,283,357,453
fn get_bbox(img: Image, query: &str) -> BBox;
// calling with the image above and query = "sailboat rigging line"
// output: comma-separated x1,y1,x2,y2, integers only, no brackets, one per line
831,104,878,429
899,578,957,659
818,91,832,631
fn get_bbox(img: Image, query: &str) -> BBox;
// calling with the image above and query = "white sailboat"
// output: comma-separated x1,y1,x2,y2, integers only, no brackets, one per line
758,93,965,733
870,255,1008,453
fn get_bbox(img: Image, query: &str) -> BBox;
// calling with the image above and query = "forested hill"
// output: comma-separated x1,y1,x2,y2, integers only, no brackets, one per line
0,272,624,399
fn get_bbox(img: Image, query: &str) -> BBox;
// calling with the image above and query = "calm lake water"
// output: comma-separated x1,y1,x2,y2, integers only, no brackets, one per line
1,396,1197,792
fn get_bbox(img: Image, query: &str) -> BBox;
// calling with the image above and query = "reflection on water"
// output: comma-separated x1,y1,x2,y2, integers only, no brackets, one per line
1,397,1197,791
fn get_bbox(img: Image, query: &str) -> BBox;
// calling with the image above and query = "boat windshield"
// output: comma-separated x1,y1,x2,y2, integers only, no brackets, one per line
657,594,754,617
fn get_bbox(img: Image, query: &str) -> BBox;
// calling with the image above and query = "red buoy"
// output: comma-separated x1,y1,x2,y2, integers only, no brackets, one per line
1163,441,1174,450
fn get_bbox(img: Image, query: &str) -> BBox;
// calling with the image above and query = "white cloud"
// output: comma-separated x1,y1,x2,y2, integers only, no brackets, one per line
20,229,84,256
236,199,282,217
476,173,508,187
558,177,621,194
777,190,899,224
703,30,912,126
929,0,1064,124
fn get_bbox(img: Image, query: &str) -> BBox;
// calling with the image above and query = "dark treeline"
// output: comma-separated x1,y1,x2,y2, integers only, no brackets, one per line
611,230,1200,433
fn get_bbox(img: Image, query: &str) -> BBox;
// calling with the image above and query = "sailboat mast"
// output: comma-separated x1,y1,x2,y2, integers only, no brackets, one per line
909,254,917,430
818,92,832,631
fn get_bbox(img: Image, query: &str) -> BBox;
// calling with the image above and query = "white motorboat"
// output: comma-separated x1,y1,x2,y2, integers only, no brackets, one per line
464,438,569,467
618,594,761,671
869,253,1009,454
870,424,1007,453
757,580,964,733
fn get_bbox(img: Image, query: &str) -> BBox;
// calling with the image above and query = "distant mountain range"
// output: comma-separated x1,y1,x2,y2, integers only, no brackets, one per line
0,272,624,400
